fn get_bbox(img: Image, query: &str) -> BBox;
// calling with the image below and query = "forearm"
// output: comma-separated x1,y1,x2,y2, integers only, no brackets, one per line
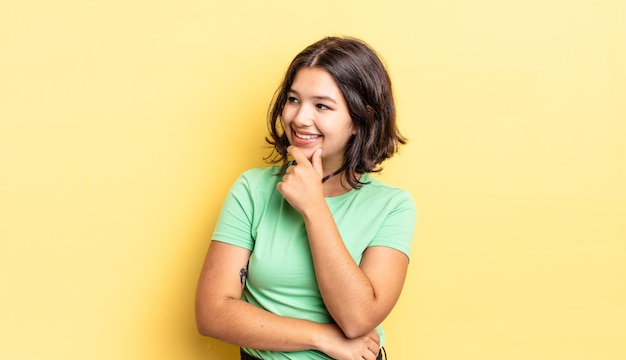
196,294,332,352
301,203,380,337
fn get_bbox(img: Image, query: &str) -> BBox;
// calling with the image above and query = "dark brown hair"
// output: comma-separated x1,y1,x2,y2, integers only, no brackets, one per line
265,36,406,189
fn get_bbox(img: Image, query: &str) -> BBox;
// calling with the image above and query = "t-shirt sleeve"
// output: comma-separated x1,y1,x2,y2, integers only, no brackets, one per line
211,173,255,251
368,191,417,260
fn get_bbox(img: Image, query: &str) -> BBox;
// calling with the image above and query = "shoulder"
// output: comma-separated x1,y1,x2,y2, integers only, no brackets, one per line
225,166,283,203
235,166,282,189
359,174,415,208
240,166,281,178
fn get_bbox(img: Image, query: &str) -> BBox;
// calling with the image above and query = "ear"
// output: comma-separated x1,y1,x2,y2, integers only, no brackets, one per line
350,121,358,136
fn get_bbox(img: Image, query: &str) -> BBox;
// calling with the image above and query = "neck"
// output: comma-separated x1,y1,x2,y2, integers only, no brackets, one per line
321,167,343,183
322,170,360,197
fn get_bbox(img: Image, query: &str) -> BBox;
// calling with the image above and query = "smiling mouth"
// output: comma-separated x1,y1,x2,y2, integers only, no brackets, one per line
294,131,321,140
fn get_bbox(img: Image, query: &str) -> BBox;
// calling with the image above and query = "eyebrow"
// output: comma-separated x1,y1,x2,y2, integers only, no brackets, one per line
288,89,337,104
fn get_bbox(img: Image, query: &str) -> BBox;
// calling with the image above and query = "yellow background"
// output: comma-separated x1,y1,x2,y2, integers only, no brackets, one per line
1,0,624,359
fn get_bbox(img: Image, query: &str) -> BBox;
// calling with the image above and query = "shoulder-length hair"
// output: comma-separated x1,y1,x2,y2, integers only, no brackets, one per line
265,36,407,189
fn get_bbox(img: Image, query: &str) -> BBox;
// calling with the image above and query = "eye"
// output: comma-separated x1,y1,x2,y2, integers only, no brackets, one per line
287,96,300,104
316,103,330,110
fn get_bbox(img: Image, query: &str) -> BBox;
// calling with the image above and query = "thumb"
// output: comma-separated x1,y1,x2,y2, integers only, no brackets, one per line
312,148,323,176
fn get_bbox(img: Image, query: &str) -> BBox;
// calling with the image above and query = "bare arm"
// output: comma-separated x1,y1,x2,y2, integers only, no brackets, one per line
195,240,381,359
277,147,410,338
302,204,408,338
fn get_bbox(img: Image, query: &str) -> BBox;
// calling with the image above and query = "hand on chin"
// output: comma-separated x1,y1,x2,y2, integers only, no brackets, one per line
289,145,316,162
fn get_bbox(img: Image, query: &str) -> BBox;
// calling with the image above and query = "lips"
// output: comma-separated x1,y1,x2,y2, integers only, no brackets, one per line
294,131,321,140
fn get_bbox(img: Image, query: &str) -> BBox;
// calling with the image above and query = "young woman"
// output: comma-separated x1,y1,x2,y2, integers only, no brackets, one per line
195,36,416,360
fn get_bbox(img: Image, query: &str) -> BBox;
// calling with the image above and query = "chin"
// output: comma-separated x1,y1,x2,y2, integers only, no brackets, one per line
297,147,316,160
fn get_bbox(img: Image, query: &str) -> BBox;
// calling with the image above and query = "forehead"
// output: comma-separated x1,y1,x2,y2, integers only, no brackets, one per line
289,67,343,98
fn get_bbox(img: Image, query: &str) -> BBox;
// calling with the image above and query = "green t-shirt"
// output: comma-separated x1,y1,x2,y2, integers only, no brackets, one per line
212,166,417,360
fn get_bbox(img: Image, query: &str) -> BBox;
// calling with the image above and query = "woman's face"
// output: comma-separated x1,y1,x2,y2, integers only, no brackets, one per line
281,67,356,171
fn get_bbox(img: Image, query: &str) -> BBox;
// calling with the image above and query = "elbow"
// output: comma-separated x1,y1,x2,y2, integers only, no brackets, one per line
336,318,376,339
196,325,209,337
196,313,225,338
195,312,214,337
195,295,240,338
195,293,243,338
195,301,221,337
333,307,385,339
195,316,212,337
342,325,371,339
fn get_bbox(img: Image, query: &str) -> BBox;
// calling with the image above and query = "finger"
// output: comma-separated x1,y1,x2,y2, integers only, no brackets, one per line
369,331,380,345
287,146,309,166
311,148,323,176
368,346,379,360
370,345,379,356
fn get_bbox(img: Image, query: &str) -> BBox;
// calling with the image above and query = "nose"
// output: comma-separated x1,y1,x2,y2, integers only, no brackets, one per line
292,103,313,127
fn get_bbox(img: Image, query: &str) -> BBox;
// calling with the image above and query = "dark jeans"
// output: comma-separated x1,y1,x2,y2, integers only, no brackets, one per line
240,348,385,360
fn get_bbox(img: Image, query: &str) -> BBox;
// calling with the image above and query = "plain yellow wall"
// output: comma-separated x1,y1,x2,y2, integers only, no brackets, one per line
1,0,624,359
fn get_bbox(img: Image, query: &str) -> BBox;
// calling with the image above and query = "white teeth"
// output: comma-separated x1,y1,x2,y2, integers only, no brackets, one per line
295,132,320,140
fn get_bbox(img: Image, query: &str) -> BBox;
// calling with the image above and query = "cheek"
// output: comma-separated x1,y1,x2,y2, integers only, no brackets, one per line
281,106,294,124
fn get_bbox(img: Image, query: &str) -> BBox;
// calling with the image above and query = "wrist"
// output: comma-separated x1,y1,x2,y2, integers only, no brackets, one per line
311,323,338,353
300,199,330,221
